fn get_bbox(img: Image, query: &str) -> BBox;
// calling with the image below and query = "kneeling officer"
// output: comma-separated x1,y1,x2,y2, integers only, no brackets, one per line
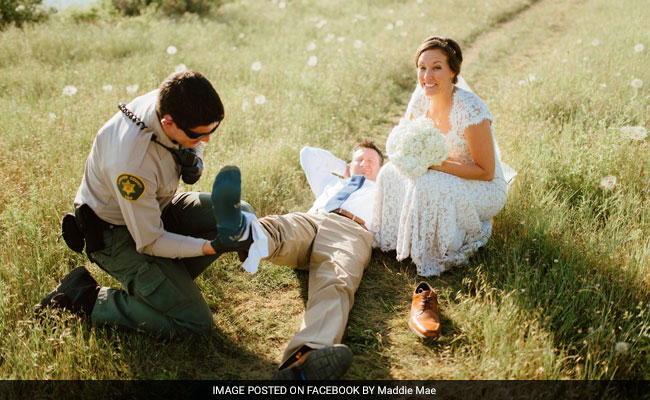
37,70,250,337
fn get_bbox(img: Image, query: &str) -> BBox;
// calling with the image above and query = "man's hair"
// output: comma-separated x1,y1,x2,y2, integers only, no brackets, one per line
156,70,224,129
354,138,384,165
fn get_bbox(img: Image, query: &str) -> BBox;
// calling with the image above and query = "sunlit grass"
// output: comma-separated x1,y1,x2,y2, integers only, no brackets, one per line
1,0,648,379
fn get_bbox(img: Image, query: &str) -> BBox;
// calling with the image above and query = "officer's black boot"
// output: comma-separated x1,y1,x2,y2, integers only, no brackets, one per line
36,266,100,317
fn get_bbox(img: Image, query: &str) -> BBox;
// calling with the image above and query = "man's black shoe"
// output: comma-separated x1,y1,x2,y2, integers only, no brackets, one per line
35,266,100,317
273,344,353,380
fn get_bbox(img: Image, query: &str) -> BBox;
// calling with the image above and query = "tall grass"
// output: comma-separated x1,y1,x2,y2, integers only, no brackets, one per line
1,0,648,379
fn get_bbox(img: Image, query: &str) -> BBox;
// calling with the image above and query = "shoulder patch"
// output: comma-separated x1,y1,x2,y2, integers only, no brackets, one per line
116,173,146,201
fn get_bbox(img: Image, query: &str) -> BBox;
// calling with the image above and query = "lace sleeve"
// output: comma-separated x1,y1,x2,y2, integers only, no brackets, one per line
404,84,428,120
455,89,493,133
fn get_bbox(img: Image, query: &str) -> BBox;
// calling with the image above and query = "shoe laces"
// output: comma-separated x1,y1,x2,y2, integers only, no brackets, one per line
418,290,436,312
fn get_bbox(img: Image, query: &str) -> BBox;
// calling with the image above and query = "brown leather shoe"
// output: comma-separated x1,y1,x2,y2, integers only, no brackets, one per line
273,344,353,380
408,281,441,339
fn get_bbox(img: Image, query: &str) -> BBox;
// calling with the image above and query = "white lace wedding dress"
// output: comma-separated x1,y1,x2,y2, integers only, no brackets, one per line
371,83,510,277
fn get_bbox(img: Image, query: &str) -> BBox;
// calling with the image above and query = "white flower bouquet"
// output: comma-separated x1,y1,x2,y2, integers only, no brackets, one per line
385,116,448,178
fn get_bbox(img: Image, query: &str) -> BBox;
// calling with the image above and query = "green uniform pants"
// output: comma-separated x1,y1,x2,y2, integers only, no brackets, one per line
89,192,218,337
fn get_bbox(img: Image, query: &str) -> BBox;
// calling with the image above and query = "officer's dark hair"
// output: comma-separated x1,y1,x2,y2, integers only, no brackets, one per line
156,70,224,130
354,138,384,166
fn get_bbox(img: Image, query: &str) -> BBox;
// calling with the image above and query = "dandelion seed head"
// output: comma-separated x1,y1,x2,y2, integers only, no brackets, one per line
324,33,335,43
337,36,345,42
62,85,77,96
102,84,113,92
15,4,25,12
599,83,607,88
417,0,423,3
520,288,526,293
316,19,327,29
126,84,139,94
254,94,266,105
631,78,643,89
278,1,286,8
175,64,187,73
400,31,407,37
245,119,255,125
251,61,262,71
599,175,617,191
166,46,177,55
621,126,647,141
48,113,57,120
385,23,394,30
307,55,318,67
576,39,582,44
396,20,404,27
615,342,629,354
354,40,363,49
634,43,644,53
528,74,536,82
241,100,251,112
591,39,600,46
238,33,245,39
307,42,317,51
554,259,559,263
518,80,526,86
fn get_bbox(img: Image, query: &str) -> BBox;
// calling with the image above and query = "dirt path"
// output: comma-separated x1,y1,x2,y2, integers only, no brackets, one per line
462,0,549,69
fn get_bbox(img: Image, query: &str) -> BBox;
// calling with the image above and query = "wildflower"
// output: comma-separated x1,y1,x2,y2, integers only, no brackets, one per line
599,83,606,88
385,23,394,30
599,175,617,191
554,259,559,263
166,46,177,55
254,94,266,105
528,74,536,82
615,342,629,354
388,9,394,14
175,64,187,73
126,84,139,94
576,39,582,44
520,288,526,293
324,33,335,43
396,20,404,27
620,126,647,141
307,55,318,67
307,42,317,51
62,85,77,96
631,78,643,89
316,19,327,29
102,84,113,92
48,113,57,120
417,0,423,3
251,61,262,71
591,39,600,46
241,100,251,112
337,36,345,42
518,80,526,86
15,4,25,12
278,1,286,8
353,40,363,49
634,43,644,53
400,32,407,37
238,33,245,39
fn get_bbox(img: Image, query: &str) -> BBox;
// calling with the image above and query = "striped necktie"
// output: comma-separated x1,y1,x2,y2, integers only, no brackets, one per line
324,175,366,212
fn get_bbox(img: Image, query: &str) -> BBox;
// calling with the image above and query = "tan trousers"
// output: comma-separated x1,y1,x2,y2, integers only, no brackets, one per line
259,212,374,365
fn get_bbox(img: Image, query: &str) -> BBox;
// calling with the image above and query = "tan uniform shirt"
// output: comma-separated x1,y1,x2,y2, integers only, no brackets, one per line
74,90,206,258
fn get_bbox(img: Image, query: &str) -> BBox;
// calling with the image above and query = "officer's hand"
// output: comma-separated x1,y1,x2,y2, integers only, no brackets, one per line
181,157,203,184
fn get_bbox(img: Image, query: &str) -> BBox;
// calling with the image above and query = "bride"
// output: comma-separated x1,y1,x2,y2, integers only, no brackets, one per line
371,36,515,339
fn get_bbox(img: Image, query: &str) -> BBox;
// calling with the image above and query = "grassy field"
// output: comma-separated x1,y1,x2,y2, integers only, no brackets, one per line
0,0,648,380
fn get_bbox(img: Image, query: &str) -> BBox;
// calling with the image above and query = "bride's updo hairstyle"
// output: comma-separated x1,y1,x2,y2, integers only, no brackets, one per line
414,36,463,84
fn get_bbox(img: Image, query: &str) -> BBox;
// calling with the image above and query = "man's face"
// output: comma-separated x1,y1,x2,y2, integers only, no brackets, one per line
350,147,382,181
161,115,217,148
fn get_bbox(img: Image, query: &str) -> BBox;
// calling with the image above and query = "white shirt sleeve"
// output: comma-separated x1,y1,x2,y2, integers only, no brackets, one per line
300,147,347,198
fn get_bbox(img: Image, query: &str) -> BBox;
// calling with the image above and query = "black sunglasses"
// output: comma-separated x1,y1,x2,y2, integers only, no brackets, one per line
178,120,221,139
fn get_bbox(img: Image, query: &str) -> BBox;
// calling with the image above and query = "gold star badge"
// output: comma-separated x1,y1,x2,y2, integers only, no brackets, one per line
116,173,145,201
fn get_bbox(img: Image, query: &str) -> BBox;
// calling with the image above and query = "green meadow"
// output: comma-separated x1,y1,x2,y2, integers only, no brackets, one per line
0,0,648,379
